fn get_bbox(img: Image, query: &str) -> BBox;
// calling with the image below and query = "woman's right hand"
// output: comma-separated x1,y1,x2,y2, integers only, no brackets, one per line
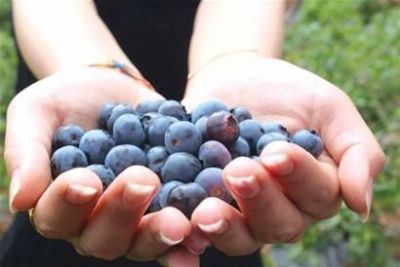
4,67,195,263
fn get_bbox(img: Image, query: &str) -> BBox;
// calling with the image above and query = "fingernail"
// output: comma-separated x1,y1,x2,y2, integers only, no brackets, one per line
122,182,156,208
65,184,99,205
262,154,294,176
158,232,184,246
197,219,228,235
9,172,21,213
226,175,260,199
183,234,210,255
360,177,373,223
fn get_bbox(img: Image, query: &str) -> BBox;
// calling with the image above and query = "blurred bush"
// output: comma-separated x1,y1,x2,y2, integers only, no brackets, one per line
0,1,16,192
273,0,400,266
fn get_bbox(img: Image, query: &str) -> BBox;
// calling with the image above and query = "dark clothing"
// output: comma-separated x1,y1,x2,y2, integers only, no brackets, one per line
2,1,263,266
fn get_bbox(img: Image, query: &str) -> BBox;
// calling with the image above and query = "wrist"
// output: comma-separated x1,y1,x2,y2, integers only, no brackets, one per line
187,49,265,82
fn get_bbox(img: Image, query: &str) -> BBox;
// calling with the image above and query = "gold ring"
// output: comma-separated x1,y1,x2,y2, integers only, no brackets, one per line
27,208,51,238
69,236,90,257
28,208,36,228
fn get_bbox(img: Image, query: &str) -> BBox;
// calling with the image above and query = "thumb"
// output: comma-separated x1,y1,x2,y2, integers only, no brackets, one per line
4,89,57,212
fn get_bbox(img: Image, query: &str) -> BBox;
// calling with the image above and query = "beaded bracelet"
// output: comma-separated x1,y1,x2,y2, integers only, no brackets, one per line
89,60,154,91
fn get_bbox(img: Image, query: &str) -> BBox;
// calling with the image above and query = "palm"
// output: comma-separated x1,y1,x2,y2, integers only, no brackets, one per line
183,58,344,154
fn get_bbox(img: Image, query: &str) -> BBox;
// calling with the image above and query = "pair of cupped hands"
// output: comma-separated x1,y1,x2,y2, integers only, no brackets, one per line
5,54,385,267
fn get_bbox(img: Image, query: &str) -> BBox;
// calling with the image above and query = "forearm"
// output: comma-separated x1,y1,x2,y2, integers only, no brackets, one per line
189,0,286,73
12,0,137,79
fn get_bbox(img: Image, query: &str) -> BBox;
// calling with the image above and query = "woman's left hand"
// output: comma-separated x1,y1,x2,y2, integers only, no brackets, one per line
181,54,385,255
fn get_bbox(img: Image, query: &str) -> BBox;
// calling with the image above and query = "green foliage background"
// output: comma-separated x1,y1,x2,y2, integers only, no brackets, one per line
0,0,399,266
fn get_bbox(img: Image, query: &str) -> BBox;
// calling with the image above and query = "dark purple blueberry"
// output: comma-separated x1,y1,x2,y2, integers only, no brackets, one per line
147,116,178,146
87,164,115,189
52,124,85,151
98,103,117,130
158,100,189,121
136,99,166,116
291,129,324,158
79,130,115,164
198,140,232,168
148,181,183,213
51,145,88,178
230,106,252,122
113,114,145,147
194,116,208,140
256,132,291,155
261,122,289,136
164,121,202,155
190,99,228,123
229,137,250,158
158,181,184,209
206,111,240,146
146,146,169,176
106,103,136,132
195,167,232,203
166,182,208,218
104,144,147,176
140,112,162,133
239,119,264,155
161,152,202,183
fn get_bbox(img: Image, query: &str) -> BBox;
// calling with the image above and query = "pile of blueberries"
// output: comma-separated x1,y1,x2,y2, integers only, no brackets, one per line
50,99,323,217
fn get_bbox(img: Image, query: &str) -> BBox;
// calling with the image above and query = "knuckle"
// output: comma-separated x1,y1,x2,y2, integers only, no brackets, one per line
273,224,303,243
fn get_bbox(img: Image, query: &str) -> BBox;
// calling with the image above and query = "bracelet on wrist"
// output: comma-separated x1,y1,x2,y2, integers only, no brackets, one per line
89,60,154,91
187,48,264,80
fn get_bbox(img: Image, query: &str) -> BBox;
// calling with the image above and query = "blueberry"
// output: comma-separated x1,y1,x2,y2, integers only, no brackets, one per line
157,180,184,209
195,167,232,203
166,182,208,218
106,103,136,132
52,124,85,151
194,116,208,140
51,145,88,178
140,112,162,133
198,140,232,168
206,111,240,146
158,100,189,121
98,103,117,130
113,114,145,147
190,99,228,123
161,152,202,183
291,129,324,158
229,137,250,158
239,119,264,155
79,130,115,164
256,132,291,155
148,180,183,213
87,164,115,189
230,106,252,122
136,99,166,116
104,144,147,176
147,116,178,146
261,122,289,136
164,121,202,155
146,146,169,176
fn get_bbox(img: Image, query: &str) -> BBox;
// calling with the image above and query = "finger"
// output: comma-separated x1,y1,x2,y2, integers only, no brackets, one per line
260,141,341,219
5,88,59,212
223,157,305,243
126,207,191,261
191,198,260,256
182,226,210,256
158,246,200,267
74,166,160,260
318,90,386,219
32,168,102,238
